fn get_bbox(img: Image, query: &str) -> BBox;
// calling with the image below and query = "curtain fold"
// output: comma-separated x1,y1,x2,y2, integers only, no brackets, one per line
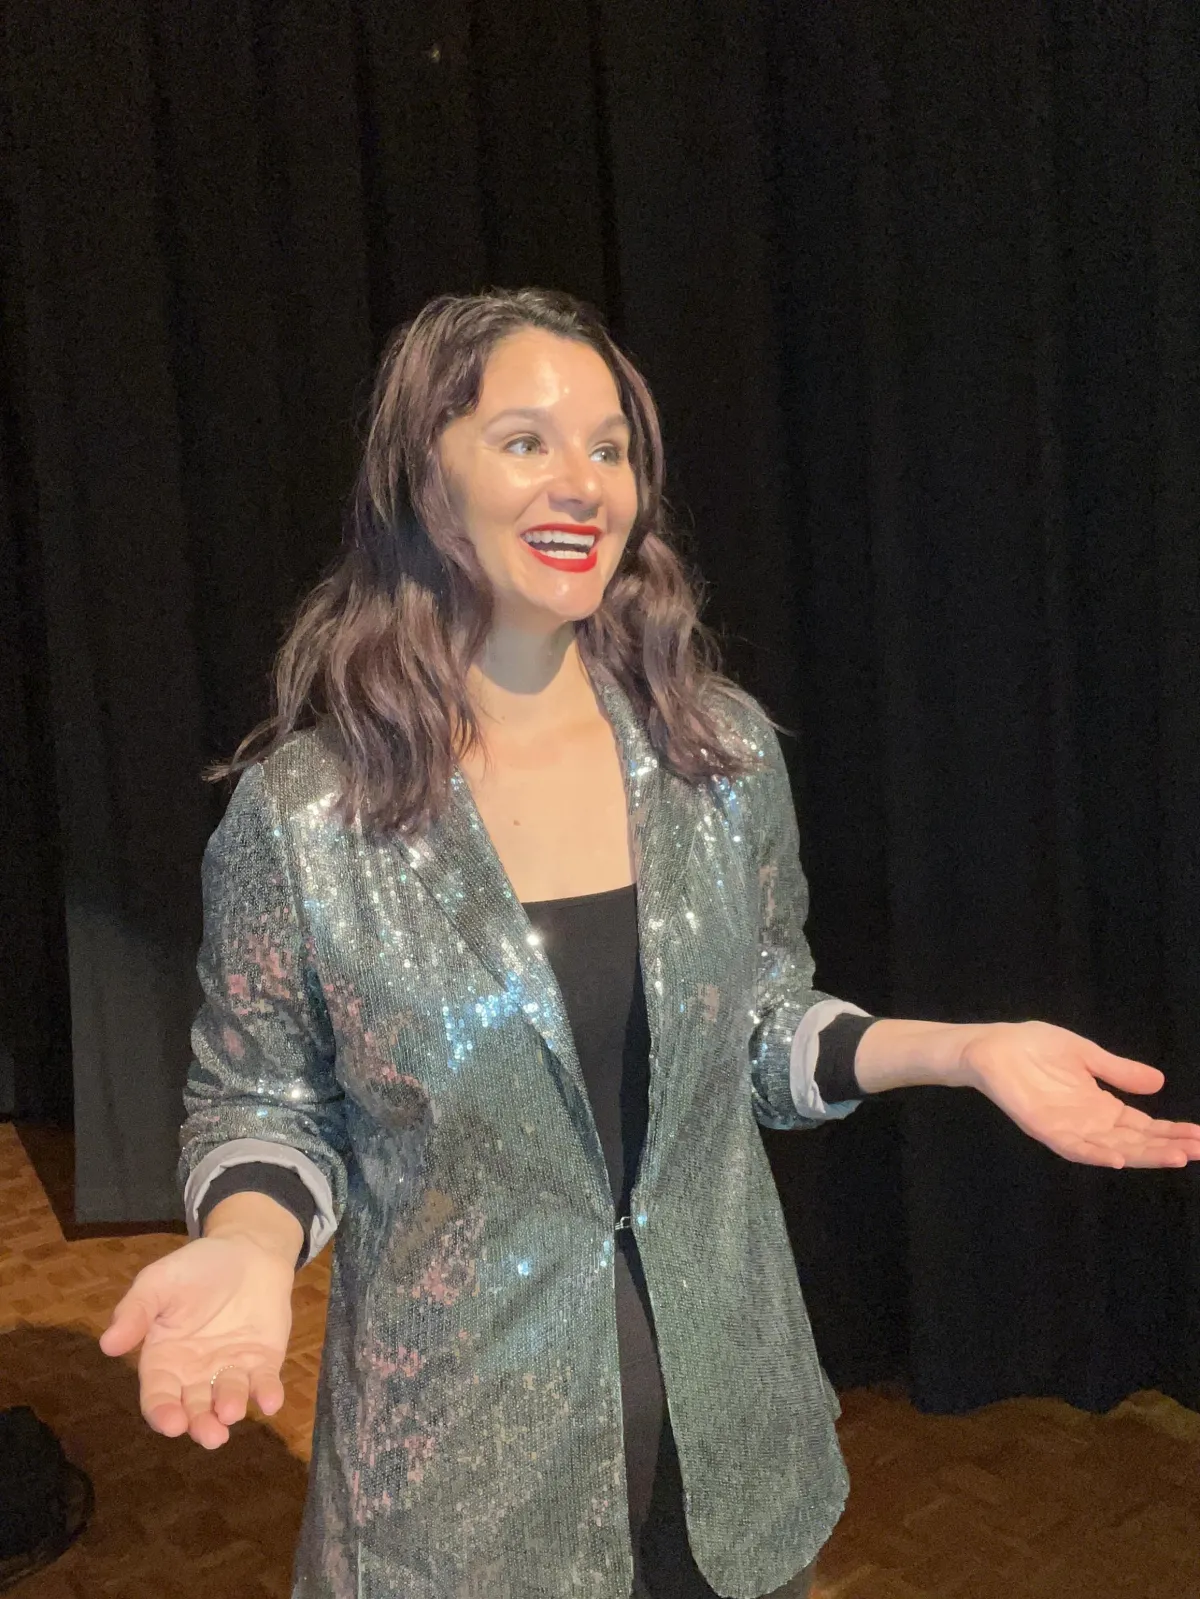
2,0,1196,1412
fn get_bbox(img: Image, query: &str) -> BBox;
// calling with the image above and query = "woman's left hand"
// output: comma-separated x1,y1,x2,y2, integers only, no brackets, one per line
960,1021,1200,1168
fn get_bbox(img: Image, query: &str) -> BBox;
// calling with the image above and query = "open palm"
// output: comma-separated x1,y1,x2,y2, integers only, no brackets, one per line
100,1235,295,1449
963,1021,1200,1168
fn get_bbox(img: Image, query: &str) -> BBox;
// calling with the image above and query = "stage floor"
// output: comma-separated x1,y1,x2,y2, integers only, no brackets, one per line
2,1120,1197,1598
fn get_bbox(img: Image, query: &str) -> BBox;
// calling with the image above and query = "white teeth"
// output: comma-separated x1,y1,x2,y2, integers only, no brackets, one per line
522,531,596,549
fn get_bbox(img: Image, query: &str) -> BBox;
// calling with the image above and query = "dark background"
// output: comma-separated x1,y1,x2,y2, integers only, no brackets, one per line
2,0,1197,1414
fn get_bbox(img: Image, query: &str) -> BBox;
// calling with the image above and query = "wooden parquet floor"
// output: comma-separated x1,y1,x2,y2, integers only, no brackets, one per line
2,1120,1198,1599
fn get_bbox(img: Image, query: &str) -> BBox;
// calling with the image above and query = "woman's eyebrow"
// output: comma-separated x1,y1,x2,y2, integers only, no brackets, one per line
485,405,631,433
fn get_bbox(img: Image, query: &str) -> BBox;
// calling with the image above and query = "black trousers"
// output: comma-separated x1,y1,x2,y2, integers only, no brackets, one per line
615,1234,816,1599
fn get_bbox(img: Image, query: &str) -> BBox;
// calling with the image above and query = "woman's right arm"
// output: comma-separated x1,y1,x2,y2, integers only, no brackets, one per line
101,760,349,1448
179,761,349,1261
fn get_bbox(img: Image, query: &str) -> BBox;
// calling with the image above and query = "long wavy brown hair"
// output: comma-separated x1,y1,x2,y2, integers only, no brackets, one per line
207,287,765,836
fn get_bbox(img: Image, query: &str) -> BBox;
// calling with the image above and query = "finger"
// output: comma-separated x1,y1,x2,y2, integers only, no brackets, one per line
140,1365,190,1437
1062,1130,1191,1169
1103,1146,1187,1169
1107,1134,1192,1168
100,1293,154,1358
181,1379,230,1451
1131,1129,1200,1159
1051,1135,1125,1168
1113,1106,1200,1144
1104,1118,1200,1151
1086,1051,1165,1096
190,1412,231,1450
211,1367,252,1427
144,1397,191,1437
1136,1135,1200,1159
249,1367,286,1418
141,1385,190,1437
1125,1114,1200,1141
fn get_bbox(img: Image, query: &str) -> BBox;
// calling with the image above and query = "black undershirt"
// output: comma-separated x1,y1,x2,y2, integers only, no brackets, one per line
523,882,649,1217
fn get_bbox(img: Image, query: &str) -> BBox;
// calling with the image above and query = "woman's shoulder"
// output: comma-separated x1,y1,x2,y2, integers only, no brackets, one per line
226,726,347,833
698,677,783,770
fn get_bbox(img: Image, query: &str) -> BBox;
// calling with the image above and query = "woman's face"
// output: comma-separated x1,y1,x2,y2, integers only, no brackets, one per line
438,328,639,632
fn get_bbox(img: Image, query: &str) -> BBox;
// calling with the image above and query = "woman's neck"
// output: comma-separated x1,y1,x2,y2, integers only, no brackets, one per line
466,623,597,745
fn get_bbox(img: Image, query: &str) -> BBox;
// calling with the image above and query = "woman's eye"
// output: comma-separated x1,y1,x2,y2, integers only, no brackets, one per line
502,435,625,462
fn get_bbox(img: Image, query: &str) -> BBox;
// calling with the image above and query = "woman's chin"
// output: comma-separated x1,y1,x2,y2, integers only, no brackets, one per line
504,576,608,627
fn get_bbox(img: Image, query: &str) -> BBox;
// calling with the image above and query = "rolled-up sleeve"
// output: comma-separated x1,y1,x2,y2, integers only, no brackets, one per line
792,1001,875,1120
179,762,348,1266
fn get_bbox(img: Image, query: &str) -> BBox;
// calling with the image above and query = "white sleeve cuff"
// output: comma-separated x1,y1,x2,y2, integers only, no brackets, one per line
183,1137,338,1262
789,998,873,1122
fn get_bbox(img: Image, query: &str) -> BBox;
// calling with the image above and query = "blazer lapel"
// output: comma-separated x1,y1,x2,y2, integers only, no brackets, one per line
591,674,702,968
390,774,579,1073
592,675,705,1102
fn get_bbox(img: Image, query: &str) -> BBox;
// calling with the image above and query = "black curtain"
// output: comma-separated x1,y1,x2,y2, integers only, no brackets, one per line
2,0,1197,1413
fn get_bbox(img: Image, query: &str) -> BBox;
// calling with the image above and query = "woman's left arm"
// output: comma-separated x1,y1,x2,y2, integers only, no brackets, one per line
853,1017,1200,1169
743,700,1200,1167
743,711,867,1131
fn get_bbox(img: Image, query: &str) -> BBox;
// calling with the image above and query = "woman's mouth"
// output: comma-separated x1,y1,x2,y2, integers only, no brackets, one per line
519,527,600,573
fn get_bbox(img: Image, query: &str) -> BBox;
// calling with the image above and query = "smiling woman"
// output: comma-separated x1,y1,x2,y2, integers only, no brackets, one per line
101,287,1200,1599
200,289,762,843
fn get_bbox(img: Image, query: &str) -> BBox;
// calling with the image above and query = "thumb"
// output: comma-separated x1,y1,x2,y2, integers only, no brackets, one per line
1088,1049,1165,1097
99,1287,157,1357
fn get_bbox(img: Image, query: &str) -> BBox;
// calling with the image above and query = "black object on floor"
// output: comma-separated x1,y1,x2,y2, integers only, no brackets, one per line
0,1406,93,1591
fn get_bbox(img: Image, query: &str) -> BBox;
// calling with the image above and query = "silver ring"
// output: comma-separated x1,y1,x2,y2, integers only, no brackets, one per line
210,1364,240,1388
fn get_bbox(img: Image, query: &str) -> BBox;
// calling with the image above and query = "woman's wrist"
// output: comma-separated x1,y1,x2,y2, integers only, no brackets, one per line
203,1190,306,1269
852,1017,994,1094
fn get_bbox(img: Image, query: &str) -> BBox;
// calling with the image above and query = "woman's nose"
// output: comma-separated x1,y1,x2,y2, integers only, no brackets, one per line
548,447,602,512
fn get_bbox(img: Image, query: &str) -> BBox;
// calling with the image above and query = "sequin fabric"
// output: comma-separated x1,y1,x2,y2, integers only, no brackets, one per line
180,671,849,1599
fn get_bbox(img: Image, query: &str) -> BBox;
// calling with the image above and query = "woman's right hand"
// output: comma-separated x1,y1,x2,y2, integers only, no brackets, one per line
99,1222,297,1450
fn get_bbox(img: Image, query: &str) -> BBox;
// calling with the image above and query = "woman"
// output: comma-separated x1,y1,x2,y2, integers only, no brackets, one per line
101,289,1200,1599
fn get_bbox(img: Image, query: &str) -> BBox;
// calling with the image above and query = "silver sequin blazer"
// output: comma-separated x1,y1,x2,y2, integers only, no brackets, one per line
179,674,854,1599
